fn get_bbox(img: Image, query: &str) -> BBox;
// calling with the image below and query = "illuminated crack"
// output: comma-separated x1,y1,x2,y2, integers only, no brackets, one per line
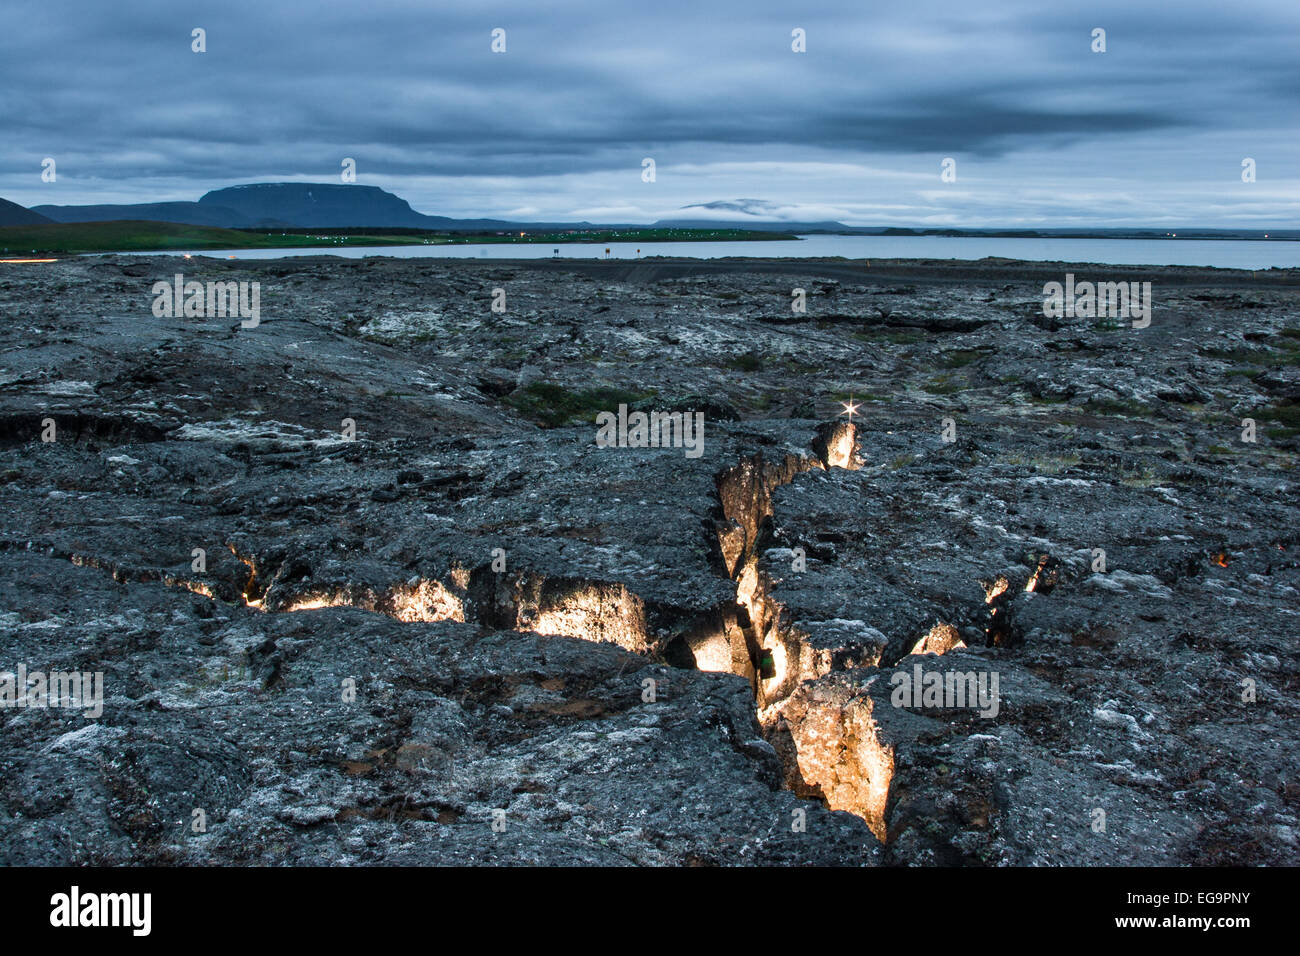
12,421,917,838
277,579,466,622
764,678,897,841
712,421,862,708
248,421,881,826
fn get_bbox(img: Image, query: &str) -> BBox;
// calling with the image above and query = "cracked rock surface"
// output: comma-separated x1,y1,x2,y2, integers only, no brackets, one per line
1,254,1297,865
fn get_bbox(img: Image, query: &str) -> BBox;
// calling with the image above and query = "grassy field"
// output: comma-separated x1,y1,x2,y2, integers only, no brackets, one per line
0,220,796,254
0,221,450,254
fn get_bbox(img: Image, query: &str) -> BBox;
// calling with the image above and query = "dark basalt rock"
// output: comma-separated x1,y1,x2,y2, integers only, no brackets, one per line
0,254,1297,865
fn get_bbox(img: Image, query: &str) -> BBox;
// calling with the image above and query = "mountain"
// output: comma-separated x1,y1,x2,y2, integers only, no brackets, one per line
28,185,1297,238
198,183,436,228
660,198,870,233
0,198,53,227
33,182,599,232
652,218,867,233
32,201,242,227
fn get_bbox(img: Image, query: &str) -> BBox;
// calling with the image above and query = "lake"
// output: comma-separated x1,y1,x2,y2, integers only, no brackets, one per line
140,234,1300,270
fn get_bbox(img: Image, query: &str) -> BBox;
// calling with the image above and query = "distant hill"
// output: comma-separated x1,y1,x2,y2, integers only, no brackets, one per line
33,182,602,232
0,197,52,227
651,218,871,233
652,219,1300,240
32,201,243,227
25,184,1298,239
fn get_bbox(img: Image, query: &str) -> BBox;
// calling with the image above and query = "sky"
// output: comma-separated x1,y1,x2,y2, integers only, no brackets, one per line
1,0,1297,228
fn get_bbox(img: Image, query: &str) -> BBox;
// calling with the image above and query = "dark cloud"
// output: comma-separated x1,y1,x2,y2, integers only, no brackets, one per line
1,0,1295,225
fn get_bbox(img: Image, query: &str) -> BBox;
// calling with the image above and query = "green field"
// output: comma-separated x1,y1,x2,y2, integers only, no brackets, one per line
0,221,448,254
0,220,796,254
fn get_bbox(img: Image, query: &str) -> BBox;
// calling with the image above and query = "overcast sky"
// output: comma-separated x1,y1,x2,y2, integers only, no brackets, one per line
2,0,1297,227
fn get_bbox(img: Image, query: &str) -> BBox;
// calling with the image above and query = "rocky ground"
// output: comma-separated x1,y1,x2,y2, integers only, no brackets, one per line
1,252,1297,865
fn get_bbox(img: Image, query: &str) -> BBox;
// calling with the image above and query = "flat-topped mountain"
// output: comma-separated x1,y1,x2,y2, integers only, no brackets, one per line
31,182,595,231
197,182,440,228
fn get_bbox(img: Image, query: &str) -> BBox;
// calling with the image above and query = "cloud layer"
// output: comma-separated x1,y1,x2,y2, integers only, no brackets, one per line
2,0,1297,226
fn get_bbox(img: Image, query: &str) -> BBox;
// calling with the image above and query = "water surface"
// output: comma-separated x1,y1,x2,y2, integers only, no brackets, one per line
135,234,1300,269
